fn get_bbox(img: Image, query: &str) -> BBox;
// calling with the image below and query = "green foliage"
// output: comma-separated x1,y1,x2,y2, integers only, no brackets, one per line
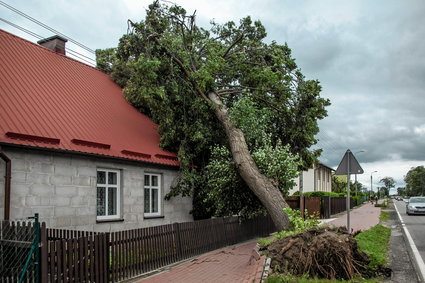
379,177,395,190
258,208,320,246
266,274,380,283
275,208,320,239
378,177,394,197
96,1,330,218
397,187,405,196
379,210,390,222
204,134,299,218
355,225,391,271
404,166,425,196
258,237,276,247
203,145,264,217
302,191,340,197
332,175,347,194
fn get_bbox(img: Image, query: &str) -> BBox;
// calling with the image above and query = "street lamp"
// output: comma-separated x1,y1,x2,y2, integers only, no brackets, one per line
354,150,365,196
371,171,378,201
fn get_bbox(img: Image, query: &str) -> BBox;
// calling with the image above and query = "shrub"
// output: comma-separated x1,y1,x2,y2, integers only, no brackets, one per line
275,208,320,239
302,191,339,197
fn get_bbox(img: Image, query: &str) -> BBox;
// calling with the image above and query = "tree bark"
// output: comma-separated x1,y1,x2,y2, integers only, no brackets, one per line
208,92,290,231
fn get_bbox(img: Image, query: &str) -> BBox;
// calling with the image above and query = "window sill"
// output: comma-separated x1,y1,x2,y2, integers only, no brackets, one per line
144,215,164,219
96,218,124,223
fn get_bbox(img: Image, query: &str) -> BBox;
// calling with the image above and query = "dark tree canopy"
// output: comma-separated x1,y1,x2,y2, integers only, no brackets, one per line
96,1,330,221
404,166,425,196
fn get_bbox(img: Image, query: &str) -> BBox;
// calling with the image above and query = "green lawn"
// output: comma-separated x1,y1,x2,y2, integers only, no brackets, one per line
355,224,391,271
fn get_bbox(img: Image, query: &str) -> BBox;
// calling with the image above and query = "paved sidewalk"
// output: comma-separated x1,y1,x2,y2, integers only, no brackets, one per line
135,240,264,283
327,200,382,232
133,201,382,283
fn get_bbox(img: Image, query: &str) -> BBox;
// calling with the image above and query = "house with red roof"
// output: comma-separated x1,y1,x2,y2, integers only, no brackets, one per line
0,30,193,231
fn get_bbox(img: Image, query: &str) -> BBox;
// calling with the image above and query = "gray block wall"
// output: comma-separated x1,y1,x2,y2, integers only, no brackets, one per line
0,146,193,232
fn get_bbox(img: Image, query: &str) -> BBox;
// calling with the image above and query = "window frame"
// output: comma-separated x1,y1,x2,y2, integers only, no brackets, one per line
144,173,162,217
96,168,121,221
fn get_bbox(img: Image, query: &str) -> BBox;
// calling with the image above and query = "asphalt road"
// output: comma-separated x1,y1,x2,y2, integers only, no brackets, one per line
394,200,425,268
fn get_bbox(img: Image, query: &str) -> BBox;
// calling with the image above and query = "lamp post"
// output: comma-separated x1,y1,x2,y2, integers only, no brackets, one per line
371,171,378,201
354,150,365,196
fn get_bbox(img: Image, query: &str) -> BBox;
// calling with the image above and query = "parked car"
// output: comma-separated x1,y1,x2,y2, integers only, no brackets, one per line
406,197,425,215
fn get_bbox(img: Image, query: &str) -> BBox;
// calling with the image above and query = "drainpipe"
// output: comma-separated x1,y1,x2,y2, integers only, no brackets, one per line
0,146,11,220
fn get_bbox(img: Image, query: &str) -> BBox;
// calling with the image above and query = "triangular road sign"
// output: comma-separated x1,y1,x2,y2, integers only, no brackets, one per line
335,149,364,175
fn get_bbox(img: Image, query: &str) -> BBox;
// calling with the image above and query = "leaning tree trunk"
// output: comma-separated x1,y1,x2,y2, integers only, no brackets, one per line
208,92,290,231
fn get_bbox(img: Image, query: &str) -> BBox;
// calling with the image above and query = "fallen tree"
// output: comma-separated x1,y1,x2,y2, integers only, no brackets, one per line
96,1,330,230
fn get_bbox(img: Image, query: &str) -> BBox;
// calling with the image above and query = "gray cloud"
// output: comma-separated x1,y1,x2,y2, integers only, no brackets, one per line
1,0,425,187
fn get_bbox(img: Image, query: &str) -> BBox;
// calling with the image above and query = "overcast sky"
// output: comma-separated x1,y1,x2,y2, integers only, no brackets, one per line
2,0,425,193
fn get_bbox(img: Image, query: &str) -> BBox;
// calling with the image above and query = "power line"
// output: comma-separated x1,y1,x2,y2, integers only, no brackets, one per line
1,17,96,66
66,49,96,66
0,17,41,39
0,0,95,54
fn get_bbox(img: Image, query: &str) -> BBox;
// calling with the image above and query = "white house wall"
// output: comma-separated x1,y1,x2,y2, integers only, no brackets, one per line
288,165,332,196
0,146,193,232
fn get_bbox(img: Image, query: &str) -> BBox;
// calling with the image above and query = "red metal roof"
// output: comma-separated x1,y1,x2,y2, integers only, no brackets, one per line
0,30,179,166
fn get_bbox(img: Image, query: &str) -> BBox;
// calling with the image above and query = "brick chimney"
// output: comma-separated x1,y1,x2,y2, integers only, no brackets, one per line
37,35,67,55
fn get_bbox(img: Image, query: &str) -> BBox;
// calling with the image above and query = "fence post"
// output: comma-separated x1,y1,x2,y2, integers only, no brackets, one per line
221,217,228,245
103,233,111,282
300,196,304,219
40,222,47,283
173,223,183,260
322,196,330,219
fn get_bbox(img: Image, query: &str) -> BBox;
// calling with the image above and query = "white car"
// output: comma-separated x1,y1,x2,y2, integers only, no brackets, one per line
406,197,425,215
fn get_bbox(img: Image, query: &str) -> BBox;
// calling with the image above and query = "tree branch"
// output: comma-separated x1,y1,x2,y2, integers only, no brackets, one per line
223,33,244,58
150,36,209,102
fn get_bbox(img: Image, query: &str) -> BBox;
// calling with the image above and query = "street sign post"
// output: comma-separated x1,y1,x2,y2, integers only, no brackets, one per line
335,149,364,232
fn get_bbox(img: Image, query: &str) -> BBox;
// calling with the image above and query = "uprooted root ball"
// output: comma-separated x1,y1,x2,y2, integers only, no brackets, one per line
265,227,370,280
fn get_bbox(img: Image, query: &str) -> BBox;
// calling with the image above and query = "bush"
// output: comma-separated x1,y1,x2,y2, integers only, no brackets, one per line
275,208,320,239
302,191,340,197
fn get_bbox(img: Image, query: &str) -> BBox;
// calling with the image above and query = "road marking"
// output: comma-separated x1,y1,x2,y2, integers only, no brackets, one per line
394,203,425,282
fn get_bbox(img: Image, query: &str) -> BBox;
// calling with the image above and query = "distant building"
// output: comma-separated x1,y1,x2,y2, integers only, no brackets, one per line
289,163,334,195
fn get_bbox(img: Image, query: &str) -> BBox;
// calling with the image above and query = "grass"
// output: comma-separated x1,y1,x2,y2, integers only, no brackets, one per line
258,236,275,247
379,210,390,222
266,274,381,283
355,224,391,271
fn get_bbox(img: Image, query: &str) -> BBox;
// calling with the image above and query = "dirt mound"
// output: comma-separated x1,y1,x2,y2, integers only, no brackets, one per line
264,227,370,280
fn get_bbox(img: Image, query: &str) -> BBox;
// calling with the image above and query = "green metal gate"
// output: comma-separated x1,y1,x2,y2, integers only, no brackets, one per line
0,214,40,283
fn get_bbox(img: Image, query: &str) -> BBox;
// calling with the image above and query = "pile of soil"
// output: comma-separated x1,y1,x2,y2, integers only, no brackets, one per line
264,227,371,280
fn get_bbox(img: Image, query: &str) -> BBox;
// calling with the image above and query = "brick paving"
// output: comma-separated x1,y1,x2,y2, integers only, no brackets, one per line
327,200,382,232
136,241,265,283
134,201,381,283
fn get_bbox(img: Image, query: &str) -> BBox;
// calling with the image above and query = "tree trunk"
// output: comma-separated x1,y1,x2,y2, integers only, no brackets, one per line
208,92,290,231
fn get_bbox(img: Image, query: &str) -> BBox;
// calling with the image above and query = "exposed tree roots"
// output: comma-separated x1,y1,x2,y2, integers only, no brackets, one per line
264,227,372,280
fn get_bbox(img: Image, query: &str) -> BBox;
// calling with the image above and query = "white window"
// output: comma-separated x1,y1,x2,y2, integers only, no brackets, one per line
144,173,161,217
97,169,121,220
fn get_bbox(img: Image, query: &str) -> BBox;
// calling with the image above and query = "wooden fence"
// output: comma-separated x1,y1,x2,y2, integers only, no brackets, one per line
39,215,275,282
2,197,362,282
285,196,360,219
322,196,356,218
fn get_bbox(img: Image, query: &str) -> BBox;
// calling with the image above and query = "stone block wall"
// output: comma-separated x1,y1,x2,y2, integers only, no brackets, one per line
0,146,193,232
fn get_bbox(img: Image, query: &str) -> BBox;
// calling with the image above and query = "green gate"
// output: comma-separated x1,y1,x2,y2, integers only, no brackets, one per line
0,214,40,283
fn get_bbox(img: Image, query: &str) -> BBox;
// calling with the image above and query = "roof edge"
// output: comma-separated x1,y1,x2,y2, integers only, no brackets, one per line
0,29,104,74
0,142,180,169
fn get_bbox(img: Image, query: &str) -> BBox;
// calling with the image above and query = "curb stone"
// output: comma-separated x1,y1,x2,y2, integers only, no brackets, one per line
261,257,271,282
